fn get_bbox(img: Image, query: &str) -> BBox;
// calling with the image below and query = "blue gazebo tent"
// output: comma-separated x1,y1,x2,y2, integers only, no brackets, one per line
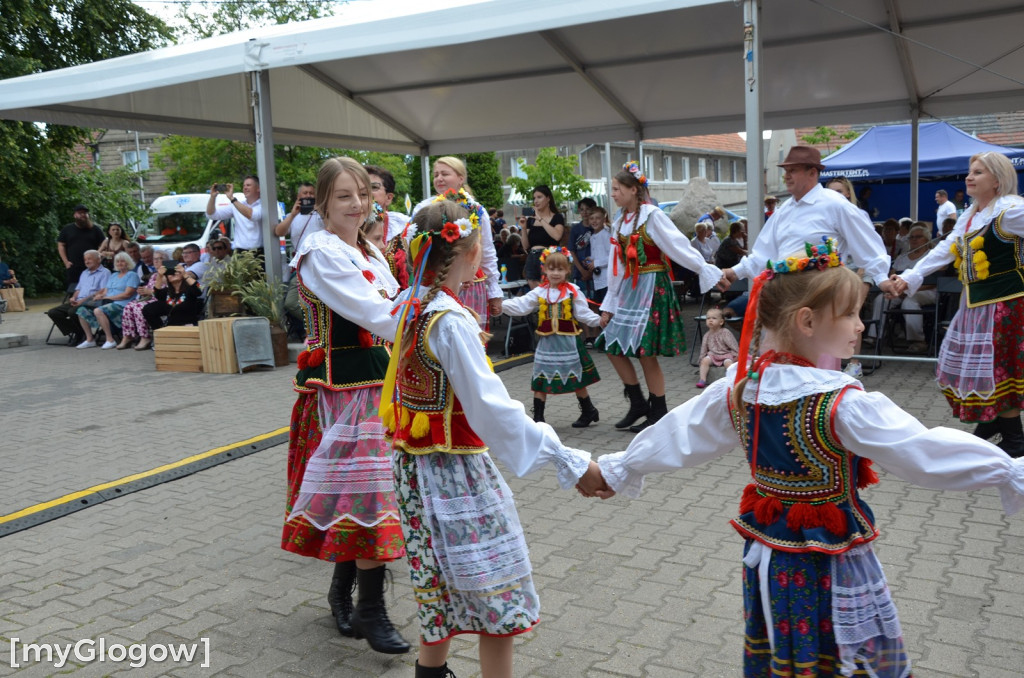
820,122,1024,222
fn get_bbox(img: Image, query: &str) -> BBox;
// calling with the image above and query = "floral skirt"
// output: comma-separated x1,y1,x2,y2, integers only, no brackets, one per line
393,449,539,645
281,390,405,562
532,334,600,394
937,295,1024,422
596,270,685,358
77,302,125,332
121,298,156,338
742,541,910,678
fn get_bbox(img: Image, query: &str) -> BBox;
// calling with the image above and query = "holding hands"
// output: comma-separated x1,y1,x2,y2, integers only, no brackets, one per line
576,461,615,500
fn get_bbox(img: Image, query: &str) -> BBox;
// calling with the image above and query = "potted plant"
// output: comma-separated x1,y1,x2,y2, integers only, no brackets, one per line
205,249,264,317
238,278,290,366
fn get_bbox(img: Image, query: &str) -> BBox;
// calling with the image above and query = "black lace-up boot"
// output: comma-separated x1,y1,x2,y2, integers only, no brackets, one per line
327,560,357,637
349,565,411,654
614,383,649,429
572,396,599,428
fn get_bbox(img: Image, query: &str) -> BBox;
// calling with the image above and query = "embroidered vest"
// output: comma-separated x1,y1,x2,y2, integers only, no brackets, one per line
391,309,487,455
292,281,391,392
614,221,668,278
537,286,580,336
952,209,1024,307
727,386,880,554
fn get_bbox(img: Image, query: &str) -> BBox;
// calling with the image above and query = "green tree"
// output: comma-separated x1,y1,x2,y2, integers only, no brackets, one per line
506,148,590,210
800,126,859,154
465,152,503,210
0,0,172,294
174,0,335,40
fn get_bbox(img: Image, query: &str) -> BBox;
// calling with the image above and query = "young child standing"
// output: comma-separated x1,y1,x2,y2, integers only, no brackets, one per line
501,247,602,427
587,239,1024,678
598,161,724,432
696,306,738,388
381,198,601,678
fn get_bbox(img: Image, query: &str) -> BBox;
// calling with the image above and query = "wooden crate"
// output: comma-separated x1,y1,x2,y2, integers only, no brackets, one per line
154,325,203,372
199,317,239,374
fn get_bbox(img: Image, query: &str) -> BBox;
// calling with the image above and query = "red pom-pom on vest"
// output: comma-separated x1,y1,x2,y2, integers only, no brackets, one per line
856,458,879,489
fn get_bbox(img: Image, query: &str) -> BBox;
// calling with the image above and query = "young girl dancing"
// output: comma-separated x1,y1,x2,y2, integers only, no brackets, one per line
598,161,724,432
696,306,738,388
380,198,600,678
500,246,602,427
589,239,1024,677
282,157,410,655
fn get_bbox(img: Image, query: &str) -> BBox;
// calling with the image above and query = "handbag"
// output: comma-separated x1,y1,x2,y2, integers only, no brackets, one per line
0,286,26,312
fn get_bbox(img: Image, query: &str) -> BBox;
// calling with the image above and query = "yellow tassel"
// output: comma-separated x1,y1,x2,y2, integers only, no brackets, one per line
411,412,431,439
380,402,396,433
400,407,411,428
949,242,959,256
970,236,985,250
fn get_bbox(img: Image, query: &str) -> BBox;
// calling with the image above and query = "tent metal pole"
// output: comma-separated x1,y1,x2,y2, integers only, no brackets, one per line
420,152,431,200
604,142,613,210
743,0,764,243
251,69,282,286
910,107,920,221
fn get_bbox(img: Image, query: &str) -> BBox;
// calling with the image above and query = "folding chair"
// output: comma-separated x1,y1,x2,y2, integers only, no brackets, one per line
933,276,963,350
877,274,939,356
45,283,82,346
689,278,746,366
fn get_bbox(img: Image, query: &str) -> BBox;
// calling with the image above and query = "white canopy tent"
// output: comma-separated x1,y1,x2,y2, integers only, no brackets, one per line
2,0,1023,279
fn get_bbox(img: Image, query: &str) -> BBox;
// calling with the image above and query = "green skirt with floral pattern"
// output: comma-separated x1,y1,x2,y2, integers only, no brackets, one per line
596,270,686,358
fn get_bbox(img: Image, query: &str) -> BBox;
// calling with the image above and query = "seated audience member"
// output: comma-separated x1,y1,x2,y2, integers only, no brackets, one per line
46,250,110,342
0,257,17,287
124,241,151,281
76,252,139,349
118,250,168,350
142,263,203,335
942,217,957,237
200,239,232,294
181,243,208,282
714,221,747,269
497,233,526,282
866,225,935,353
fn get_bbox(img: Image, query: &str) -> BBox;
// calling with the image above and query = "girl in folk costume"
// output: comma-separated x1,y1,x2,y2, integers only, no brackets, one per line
411,156,502,330
281,157,411,655
500,247,603,427
588,239,1024,678
892,152,1024,457
598,161,724,432
380,199,600,678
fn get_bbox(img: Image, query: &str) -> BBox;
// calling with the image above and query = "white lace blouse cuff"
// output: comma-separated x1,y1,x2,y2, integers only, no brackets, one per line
1000,459,1024,515
552,447,592,489
901,269,924,297
698,264,725,294
598,451,645,498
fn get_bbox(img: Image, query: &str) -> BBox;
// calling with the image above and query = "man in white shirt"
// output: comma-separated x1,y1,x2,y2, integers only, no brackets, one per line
206,175,264,255
935,189,957,237
275,182,325,339
723,146,895,296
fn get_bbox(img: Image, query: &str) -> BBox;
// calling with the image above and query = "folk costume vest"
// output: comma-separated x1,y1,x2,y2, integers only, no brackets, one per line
951,208,1024,307
390,308,487,456
612,219,669,288
293,266,391,393
537,283,581,336
727,385,881,554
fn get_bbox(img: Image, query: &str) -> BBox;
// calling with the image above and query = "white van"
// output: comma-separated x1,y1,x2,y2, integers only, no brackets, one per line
135,193,285,257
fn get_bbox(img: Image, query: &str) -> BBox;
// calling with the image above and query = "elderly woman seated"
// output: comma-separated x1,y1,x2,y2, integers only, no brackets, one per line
116,249,167,350
76,251,140,349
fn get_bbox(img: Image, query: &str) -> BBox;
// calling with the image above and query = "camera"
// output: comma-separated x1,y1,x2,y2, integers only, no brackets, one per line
214,184,227,193
299,197,315,215
593,267,601,275
521,207,535,217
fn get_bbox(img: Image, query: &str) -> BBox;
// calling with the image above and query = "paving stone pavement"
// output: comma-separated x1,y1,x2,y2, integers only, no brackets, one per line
1,299,1022,676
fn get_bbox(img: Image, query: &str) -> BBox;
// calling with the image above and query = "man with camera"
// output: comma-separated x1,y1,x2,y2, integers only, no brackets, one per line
206,175,264,256
274,182,323,341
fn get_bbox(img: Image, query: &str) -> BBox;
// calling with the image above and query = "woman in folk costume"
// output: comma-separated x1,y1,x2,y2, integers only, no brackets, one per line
589,239,1024,677
893,151,1024,457
380,197,599,678
281,157,410,655
597,161,724,432
411,156,501,330
500,246,603,427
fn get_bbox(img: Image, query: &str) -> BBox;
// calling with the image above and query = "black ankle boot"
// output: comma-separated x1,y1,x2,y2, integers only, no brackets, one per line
614,383,649,429
972,419,1000,440
415,661,457,678
327,560,357,637
572,396,599,428
630,394,668,433
533,397,546,423
996,416,1024,459
349,565,411,654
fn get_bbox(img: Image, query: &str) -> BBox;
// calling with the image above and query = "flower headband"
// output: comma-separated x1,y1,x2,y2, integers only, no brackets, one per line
622,160,648,187
764,236,841,278
539,246,572,265
365,200,385,225
406,188,484,244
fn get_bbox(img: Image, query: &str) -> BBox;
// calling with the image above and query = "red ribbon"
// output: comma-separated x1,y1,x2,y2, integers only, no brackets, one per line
626,233,641,289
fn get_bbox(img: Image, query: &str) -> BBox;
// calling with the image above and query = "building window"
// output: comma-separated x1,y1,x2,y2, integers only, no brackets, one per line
731,160,738,182
122,150,149,171
713,159,721,182
664,157,673,182
738,160,746,182
643,156,654,180
511,157,527,180
682,156,690,182
698,157,707,178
